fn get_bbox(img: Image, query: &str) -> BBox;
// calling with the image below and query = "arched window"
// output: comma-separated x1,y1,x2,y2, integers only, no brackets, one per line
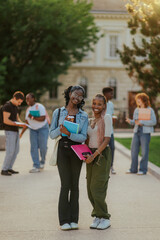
109,78,117,99
78,77,88,98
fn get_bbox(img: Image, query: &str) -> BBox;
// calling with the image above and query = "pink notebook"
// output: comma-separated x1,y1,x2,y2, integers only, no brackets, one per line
71,144,92,160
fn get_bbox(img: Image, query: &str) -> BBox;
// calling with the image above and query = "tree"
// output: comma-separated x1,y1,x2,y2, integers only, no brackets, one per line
0,0,100,103
118,0,160,103
0,57,7,103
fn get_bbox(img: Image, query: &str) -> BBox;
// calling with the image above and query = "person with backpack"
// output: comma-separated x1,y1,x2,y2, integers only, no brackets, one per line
20,93,49,173
1,91,25,176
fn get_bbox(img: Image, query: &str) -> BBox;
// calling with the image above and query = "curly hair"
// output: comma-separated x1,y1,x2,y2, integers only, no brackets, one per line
63,85,85,109
135,93,151,108
27,92,36,100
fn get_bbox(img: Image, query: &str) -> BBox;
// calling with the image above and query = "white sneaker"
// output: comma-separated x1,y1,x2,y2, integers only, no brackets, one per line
111,167,116,174
70,222,78,230
40,164,44,169
29,167,40,173
137,171,146,175
126,169,132,174
90,217,100,229
126,169,136,174
60,223,71,231
97,218,111,230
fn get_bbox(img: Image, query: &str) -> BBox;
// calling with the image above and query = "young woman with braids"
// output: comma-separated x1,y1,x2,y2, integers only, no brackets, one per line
85,94,112,230
49,86,88,231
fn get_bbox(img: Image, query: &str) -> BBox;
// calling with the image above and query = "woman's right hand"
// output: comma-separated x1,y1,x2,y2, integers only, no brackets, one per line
85,154,94,164
126,118,130,124
60,124,71,137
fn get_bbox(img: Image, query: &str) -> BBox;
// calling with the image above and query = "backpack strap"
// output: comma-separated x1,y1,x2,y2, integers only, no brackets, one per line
57,108,61,127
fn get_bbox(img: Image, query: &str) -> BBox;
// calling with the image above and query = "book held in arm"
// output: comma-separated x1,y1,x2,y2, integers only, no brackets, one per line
71,144,92,160
29,110,40,117
62,120,79,137
138,108,151,120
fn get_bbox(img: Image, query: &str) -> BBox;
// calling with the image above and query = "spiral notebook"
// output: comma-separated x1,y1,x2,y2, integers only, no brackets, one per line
71,144,92,160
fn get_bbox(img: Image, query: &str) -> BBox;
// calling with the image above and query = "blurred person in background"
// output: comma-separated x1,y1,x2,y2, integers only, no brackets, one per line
20,93,49,173
126,93,156,175
102,87,116,174
1,91,24,176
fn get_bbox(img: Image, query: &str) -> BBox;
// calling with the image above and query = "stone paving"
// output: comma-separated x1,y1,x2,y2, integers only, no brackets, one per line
0,130,160,240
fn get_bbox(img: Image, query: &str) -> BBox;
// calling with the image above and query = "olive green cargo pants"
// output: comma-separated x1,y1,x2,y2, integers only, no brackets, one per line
86,147,111,219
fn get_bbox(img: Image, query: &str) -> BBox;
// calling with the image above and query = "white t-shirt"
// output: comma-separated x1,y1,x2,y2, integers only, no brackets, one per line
26,103,47,130
87,114,112,148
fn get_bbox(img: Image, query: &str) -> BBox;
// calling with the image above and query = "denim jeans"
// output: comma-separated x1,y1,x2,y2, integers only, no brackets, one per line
130,127,151,174
109,134,115,167
2,131,19,171
29,123,49,168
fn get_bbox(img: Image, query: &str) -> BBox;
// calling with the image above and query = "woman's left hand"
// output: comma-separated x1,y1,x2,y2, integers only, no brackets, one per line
60,124,70,136
135,120,143,126
85,154,94,164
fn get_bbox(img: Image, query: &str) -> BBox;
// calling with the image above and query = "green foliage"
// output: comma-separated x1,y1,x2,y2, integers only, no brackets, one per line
0,57,8,103
118,0,160,101
0,0,100,103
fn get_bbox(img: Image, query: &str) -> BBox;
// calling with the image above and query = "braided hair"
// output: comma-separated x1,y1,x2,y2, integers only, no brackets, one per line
94,94,106,105
63,85,85,109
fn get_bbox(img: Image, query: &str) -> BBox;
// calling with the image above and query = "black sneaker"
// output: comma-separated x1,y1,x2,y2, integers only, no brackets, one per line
1,170,12,176
8,169,19,174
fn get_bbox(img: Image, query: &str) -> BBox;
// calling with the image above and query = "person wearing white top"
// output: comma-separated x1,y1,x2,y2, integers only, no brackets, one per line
85,94,112,230
102,87,116,174
20,93,49,172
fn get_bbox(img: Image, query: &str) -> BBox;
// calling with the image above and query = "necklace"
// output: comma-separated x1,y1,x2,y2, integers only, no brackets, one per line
66,107,78,115
90,117,101,129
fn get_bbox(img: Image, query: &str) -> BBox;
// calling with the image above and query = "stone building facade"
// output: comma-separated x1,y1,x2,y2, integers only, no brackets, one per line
43,0,142,119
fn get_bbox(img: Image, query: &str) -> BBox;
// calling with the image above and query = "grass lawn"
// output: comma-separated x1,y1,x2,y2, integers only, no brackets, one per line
115,136,160,168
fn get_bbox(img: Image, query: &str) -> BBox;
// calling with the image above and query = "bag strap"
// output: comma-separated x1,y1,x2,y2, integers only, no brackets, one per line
57,108,61,127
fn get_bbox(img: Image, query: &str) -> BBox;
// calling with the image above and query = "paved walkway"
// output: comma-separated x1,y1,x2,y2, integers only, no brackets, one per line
0,130,160,240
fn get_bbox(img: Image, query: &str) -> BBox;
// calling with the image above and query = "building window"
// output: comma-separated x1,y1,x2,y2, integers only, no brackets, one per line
109,78,117,99
49,79,58,99
78,77,88,98
109,35,118,58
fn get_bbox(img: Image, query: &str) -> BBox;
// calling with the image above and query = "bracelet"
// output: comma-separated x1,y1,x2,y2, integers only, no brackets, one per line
91,154,94,160
96,149,101,155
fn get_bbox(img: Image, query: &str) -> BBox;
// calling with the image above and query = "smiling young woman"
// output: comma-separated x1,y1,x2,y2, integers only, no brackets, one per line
85,94,112,230
49,85,88,231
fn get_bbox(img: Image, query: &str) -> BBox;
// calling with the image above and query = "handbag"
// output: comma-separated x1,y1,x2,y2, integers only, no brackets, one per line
49,108,61,166
49,135,62,166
